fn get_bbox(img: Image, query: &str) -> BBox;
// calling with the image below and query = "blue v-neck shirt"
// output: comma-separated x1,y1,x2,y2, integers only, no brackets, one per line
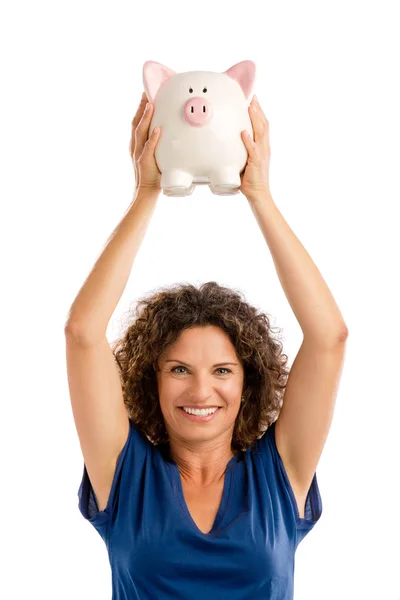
78,419,322,599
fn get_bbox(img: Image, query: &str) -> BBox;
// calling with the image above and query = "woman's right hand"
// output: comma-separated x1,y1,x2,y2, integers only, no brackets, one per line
129,92,162,192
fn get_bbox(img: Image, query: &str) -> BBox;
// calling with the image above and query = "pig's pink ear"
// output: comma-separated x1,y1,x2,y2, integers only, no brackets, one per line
224,60,256,99
143,61,177,103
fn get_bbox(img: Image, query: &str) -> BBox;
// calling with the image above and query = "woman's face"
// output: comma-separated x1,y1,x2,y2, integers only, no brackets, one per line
156,325,245,448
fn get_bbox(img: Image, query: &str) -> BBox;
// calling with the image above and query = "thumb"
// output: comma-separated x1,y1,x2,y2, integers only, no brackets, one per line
144,126,161,151
241,130,254,153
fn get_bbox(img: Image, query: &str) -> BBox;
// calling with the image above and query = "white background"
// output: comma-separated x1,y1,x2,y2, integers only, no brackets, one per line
1,0,399,598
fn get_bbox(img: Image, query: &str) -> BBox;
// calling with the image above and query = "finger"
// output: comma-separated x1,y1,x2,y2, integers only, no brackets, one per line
251,95,269,128
241,130,256,160
248,103,265,145
135,102,154,155
136,127,161,169
144,126,161,152
131,92,149,129
129,93,149,157
249,103,270,155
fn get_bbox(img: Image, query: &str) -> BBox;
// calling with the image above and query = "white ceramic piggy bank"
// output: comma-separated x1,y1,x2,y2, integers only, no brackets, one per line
142,60,256,196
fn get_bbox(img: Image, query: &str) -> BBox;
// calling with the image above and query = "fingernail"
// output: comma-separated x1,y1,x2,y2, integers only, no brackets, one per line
145,102,151,112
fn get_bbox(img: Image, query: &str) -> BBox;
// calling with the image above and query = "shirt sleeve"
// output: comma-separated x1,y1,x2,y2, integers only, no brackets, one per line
77,418,145,529
258,420,323,548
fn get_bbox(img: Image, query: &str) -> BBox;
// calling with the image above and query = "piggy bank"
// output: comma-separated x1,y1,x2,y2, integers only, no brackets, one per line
143,60,256,196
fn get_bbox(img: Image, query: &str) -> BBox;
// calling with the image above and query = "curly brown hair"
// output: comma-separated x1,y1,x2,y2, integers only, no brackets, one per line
110,281,290,453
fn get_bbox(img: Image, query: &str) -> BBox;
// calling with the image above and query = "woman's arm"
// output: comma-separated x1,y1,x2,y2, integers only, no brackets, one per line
248,191,348,348
65,94,162,343
65,187,160,343
241,96,348,348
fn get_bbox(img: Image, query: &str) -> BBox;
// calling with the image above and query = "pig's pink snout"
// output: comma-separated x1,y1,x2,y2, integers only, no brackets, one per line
182,97,213,127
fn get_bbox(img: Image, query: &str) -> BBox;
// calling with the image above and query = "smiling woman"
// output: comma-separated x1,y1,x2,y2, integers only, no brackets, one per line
74,279,324,599
65,73,342,599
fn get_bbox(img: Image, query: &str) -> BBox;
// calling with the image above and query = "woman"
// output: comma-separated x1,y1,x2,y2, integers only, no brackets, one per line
65,92,348,599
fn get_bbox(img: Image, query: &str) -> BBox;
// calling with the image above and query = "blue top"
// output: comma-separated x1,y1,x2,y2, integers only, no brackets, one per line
78,419,322,599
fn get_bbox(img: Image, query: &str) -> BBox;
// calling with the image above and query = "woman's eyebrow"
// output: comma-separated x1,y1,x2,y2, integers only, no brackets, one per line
165,360,239,367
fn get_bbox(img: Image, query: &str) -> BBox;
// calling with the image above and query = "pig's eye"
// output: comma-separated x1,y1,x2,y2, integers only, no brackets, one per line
203,87,207,93
189,87,193,93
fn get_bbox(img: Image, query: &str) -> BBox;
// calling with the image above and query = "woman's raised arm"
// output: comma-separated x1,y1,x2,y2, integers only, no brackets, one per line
65,94,161,343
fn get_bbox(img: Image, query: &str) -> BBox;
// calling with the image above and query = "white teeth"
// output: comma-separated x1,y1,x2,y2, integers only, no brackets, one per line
182,407,219,416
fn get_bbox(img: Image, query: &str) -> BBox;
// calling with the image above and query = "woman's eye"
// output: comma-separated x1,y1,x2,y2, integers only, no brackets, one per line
171,366,230,375
171,366,187,374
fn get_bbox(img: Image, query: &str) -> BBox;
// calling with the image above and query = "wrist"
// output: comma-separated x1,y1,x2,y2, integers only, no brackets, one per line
135,186,162,201
245,187,274,205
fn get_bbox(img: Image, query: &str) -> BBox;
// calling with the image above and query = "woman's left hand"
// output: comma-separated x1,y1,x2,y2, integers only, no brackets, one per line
240,96,271,200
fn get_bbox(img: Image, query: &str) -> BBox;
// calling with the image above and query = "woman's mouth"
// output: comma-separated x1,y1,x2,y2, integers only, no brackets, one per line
178,407,221,423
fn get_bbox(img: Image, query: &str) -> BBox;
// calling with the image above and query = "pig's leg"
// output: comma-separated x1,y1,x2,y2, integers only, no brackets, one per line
209,168,241,196
161,169,194,196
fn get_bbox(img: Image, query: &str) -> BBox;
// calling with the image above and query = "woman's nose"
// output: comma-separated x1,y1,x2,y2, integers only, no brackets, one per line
187,381,216,400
